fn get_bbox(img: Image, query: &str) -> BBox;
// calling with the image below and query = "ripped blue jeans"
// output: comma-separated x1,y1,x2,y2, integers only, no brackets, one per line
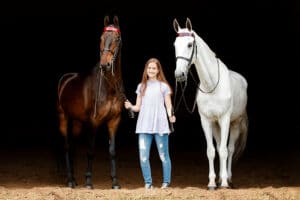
138,133,171,185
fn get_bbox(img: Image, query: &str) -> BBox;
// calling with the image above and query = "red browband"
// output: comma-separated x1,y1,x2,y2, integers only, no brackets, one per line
177,32,194,37
104,26,121,33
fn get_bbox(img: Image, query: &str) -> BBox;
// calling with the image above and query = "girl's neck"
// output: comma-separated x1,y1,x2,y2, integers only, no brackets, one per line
148,77,157,81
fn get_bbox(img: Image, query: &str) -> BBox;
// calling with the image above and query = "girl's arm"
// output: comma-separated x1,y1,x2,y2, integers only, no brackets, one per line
124,95,142,112
164,94,176,123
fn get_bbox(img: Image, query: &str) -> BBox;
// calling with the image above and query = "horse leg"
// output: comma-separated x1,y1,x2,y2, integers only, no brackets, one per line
107,117,121,189
212,123,222,186
58,113,77,188
227,122,239,188
218,114,231,188
64,136,77,188
200,115,217,190
85,127,97,189
53,124,65,176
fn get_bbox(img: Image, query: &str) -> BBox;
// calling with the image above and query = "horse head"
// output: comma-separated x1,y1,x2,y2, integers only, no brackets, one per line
173,18,196,82
99,16,122,75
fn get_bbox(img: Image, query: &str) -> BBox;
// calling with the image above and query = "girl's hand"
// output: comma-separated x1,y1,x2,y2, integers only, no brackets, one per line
169,115,176,123
124,100,132,109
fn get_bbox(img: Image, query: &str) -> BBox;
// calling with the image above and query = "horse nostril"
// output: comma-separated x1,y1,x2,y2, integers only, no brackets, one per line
175,71,184,78
106,63,111,70
174,71,186,82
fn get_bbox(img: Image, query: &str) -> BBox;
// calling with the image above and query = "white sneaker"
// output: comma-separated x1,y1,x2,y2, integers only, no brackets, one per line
161,183,170,189
145,183,154,189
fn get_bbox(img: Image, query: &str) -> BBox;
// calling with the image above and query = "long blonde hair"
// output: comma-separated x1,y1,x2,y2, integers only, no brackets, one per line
139,58,172,96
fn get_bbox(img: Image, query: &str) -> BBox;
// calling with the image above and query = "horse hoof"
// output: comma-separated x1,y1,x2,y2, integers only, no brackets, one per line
112,185,121,189
228,182,235,189
85,184,94,189
218,186,229,189
67,181,76,188
207,186,216,191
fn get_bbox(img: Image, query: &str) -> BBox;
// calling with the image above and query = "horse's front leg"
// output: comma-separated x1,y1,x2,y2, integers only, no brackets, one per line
107,117,121,189
85,129,97,189
218,114,231,188
200,115,216,190
212,124,222,185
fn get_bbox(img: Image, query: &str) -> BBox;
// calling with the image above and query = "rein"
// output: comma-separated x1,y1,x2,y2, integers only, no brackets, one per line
191,58,220,94
173,76,197,114
93,68,104,118
100,72,134,118
173,32,197,114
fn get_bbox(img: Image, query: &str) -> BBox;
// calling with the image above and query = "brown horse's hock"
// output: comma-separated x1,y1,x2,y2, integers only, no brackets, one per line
57,16,129,189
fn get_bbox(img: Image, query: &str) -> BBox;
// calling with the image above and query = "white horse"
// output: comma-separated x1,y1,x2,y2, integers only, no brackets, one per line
173,18,248,190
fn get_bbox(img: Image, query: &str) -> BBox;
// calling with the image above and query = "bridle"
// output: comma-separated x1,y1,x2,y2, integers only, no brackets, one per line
175,32,197,72
173,32,196,113
99,26,122,76
173,31,220,114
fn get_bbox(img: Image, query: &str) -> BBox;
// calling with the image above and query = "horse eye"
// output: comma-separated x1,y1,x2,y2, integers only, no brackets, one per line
188,43,193,48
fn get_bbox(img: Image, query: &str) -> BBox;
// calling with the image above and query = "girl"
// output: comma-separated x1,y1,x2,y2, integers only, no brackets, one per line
124,58,176,189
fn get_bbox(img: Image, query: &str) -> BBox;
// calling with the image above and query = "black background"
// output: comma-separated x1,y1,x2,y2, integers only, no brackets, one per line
0,1,299,159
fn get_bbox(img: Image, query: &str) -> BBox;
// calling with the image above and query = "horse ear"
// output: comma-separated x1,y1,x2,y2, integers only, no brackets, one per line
186,18,192,31
173,18,180,33
113,16,119,27
104,15,110,27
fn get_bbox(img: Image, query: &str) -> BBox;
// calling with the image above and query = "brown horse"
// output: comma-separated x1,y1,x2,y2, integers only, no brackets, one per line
57,16,130,189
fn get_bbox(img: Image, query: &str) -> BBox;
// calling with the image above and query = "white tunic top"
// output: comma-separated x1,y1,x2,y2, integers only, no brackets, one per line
135,80,171,134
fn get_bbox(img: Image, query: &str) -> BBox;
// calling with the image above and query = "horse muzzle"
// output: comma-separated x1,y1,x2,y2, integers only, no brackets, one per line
100,62,112,72
174,71,187,82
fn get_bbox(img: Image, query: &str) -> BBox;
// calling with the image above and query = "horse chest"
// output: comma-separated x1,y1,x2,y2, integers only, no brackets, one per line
197,95,232,118
97,98,122,112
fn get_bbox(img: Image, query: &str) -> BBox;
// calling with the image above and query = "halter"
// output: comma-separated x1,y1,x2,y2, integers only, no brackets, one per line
104,26,121,33
99,26,122,76
175,32,197,70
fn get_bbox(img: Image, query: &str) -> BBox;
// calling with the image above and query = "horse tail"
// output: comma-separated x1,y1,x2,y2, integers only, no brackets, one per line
233,111,249,161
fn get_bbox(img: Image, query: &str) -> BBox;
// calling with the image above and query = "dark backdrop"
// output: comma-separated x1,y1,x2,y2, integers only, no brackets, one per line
0,1,299,157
